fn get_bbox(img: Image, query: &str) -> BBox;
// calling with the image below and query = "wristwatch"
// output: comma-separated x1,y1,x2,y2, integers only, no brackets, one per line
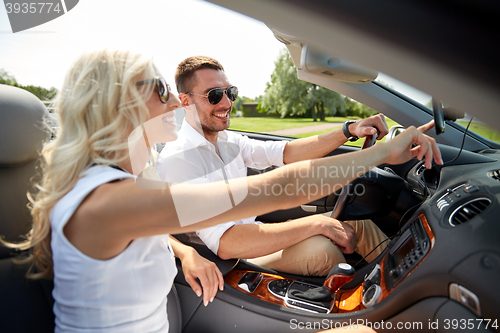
342,120,359,142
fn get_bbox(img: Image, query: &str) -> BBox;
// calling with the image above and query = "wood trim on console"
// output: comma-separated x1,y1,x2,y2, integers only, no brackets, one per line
334,285,364,313
225,270,294,307
225,215,435,313
324,274,354,293
421,214,436,247
335,214,435,312
376,214,435,302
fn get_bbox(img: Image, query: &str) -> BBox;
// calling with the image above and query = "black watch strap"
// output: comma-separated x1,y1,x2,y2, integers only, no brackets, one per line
343,120,359,142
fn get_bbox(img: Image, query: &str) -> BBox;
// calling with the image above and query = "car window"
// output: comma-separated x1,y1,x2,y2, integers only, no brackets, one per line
375,73,500,145
455,117,500,145
228,102,400,148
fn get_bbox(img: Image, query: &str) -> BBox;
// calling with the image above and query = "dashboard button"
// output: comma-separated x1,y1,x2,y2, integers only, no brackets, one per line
389,269,400,279
363,280,374,290
276,280,287,287
362,284,382,308
464,185,479,193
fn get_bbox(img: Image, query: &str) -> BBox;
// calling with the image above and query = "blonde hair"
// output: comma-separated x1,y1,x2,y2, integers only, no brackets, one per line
10,49,157,279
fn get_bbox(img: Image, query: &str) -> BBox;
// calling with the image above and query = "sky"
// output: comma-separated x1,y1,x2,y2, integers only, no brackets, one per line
0,0,284,99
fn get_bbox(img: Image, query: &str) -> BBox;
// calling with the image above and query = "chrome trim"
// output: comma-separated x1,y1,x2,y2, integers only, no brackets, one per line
237,273,263,293
362,284,381,308
364,264,381,281
284,298,330,314
301,205,317,213
448,197,491,226
267,280,331,314
437,183,467,203
449,283,481,317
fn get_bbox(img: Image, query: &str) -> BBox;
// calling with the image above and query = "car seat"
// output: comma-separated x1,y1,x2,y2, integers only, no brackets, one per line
0,84,182,333
0,84,54,333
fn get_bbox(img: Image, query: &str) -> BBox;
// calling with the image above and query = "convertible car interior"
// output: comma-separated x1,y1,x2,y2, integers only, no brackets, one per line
1,0,499,332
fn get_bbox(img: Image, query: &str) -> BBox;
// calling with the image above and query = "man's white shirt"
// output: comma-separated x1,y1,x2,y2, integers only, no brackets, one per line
156,120,286,254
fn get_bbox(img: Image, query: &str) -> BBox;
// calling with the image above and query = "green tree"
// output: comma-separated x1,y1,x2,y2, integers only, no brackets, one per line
345,97,377,118
260,49,345,121
232,95,254,112
21,85,58,101
0,68,58,102
0,69,18,85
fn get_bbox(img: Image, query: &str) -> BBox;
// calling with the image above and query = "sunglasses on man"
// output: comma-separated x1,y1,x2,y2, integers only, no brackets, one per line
185,86,238,105
136,76,171,104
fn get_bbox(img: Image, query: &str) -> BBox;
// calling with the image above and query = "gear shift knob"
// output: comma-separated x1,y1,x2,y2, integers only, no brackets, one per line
324,263,355,293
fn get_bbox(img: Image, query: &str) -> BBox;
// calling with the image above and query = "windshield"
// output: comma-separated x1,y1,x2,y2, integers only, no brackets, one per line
376,74,500,145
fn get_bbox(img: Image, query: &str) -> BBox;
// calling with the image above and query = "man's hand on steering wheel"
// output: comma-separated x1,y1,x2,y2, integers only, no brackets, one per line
349,114,389,140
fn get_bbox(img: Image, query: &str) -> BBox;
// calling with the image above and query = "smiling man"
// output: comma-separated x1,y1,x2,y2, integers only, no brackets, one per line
156,56,389,276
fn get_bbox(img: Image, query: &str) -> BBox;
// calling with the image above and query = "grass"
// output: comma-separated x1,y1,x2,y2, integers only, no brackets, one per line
228,116,359,133
229,116,500,146
457,121,500,144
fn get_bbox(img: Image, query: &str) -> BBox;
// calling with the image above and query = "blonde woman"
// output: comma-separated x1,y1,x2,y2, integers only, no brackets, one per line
9,49,440,332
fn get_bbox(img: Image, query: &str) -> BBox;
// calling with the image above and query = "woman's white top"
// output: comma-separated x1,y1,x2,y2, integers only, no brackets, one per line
50,165,176,332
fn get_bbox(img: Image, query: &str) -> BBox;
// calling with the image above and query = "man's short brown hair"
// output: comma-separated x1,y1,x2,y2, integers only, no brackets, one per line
175,56,225,94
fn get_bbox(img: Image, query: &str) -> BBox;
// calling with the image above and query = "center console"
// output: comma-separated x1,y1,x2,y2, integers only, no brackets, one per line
384,217,431,290
224,214,435,314
268,279,331,313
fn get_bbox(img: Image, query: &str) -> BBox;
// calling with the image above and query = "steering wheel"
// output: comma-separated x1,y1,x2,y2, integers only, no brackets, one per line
331,133,378,220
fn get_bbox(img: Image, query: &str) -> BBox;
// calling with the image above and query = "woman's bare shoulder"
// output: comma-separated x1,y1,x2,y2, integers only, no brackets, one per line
62,178,138,260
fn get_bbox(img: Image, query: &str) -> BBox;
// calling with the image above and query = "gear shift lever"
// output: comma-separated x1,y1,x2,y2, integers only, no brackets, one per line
291,263,355,302
324,263,355,293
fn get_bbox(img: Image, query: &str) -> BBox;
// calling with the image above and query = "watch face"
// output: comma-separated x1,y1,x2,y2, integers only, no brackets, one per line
343,121,358,141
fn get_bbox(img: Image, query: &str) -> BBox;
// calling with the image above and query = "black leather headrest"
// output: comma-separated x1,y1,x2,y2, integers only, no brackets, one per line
0,84,48,167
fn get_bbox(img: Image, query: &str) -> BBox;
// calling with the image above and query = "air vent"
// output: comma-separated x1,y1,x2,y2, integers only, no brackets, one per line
415,163,426,175
449,198,491,226
487,170,500,181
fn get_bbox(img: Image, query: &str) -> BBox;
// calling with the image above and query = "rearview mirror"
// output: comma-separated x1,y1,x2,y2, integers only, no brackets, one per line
433,99,446,135
432,99,465,135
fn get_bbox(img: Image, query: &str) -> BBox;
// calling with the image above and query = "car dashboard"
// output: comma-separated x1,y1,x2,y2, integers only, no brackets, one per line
406,148,500,323
172,139,500,332
219,145,500,331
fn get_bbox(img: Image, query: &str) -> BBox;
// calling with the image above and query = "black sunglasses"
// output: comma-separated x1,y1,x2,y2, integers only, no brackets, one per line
136,76,170,104
186,86,238,105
